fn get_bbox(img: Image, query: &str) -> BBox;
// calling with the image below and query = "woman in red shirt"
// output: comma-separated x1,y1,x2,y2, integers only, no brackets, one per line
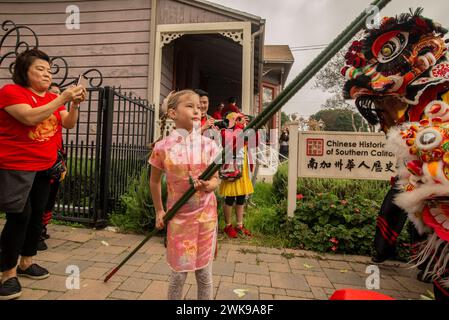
0,49,86,300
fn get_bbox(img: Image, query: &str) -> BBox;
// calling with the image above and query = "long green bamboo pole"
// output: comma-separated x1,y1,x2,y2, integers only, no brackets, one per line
104,0,392,282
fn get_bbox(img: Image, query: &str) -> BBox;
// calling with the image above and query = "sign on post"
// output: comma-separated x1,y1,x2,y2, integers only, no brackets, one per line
287,125,396,217
298,131,396,180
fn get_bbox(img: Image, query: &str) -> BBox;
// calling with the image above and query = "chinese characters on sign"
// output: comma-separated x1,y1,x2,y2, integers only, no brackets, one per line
298,132,396,181
307,158,394,173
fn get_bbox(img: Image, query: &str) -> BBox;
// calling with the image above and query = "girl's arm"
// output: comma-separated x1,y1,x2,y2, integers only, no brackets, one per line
150,165,166,229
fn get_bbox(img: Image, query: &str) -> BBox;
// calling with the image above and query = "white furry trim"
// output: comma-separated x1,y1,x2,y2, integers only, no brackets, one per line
411,233,449,283
385,126,416,163
394,184,449,213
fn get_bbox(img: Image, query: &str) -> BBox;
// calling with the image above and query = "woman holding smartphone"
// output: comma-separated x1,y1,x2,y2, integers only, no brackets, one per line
0,49,86,300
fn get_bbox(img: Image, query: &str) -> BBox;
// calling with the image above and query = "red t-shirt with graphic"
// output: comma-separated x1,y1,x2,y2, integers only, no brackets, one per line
0,84,66,171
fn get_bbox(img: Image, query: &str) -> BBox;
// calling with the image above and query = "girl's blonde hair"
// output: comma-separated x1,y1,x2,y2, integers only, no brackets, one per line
149,89,197,152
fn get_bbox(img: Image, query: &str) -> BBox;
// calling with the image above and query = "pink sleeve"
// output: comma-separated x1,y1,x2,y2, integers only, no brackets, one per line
148,141,165,171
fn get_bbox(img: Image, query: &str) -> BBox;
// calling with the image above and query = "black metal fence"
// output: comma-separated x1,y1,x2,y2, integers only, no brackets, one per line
54,86,155,227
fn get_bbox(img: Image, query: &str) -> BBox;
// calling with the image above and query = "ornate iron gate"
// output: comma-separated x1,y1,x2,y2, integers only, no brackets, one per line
55,87,154,226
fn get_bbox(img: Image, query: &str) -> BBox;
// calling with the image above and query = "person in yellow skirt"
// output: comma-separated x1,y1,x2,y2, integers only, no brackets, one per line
218,112,255,238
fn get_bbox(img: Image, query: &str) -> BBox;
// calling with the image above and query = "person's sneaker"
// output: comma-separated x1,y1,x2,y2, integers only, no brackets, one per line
17,263,50,280
224,224,238,238
0,277,22,300
37,239,48,251
235,225,252,237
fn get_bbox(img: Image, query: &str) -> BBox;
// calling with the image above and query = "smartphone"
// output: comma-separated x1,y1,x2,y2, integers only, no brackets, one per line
77,74,89,88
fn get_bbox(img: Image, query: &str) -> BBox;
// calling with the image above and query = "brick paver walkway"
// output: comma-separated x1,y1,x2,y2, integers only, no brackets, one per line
0,220,432,300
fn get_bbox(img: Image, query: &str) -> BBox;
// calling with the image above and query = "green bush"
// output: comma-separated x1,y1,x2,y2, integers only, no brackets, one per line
110,165,167,233
255,164,412,258
286,192,411,258
286,193,379,255
297,178,389,203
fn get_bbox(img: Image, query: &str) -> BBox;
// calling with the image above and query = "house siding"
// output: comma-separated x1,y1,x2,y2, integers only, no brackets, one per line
157,0,239,25
0,0,152,99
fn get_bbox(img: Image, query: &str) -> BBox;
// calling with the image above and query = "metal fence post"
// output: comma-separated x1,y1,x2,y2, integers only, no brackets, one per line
97,86,114,227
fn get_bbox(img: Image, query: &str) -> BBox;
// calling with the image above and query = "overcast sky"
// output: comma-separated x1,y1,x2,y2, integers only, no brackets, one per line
212,0,449,116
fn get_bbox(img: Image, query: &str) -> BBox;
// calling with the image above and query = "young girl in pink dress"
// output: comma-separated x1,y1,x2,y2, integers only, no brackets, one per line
149,90,220,300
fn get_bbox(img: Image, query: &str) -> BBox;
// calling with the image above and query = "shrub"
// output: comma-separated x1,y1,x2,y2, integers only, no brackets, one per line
240,162,396,255
286,193,378,255
110,165,167,233
286,192,411,258
297,178,389,203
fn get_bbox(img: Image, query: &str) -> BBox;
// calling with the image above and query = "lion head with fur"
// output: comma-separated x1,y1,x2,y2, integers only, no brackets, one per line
342,8,449,132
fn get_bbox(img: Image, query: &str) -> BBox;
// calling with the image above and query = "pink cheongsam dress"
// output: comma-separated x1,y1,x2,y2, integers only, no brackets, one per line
149,129,221,272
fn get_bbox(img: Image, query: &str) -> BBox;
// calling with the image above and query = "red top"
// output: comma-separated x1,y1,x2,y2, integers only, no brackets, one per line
212,111,222,120
0,84,66,171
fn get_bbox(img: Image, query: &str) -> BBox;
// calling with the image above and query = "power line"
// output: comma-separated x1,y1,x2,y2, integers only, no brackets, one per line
290,44,329,49
291,47,327,52
290,44,329,52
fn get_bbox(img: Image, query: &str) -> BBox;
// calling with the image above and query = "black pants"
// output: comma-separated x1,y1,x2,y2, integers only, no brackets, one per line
373,187,408,258
225,195,246,206
0,171,51,271
279,146,289,161
42,178,60,227
374,185,427,258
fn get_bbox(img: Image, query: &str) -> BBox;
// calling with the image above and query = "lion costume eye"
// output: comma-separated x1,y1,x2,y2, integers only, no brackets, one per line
420,132,437,145
377,32,409,63
415,128,443,151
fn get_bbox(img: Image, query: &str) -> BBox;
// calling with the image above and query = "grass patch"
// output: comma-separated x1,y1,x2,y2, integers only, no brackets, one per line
216,182,290,249
50,219,85,228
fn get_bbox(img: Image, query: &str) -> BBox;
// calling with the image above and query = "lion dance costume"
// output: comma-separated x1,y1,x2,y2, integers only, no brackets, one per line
341,8,449,300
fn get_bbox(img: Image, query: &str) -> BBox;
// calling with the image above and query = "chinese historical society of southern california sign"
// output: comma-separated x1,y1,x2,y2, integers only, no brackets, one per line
297,131,396,181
